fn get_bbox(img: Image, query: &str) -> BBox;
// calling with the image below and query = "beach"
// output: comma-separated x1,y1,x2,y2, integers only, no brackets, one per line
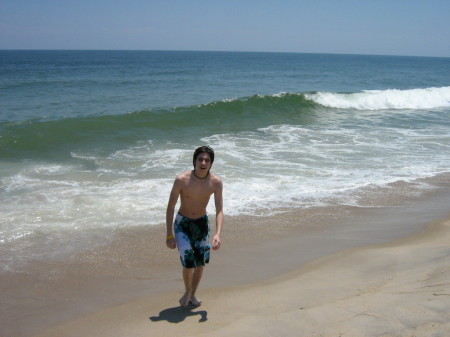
2,51,450,337
2,183,450,337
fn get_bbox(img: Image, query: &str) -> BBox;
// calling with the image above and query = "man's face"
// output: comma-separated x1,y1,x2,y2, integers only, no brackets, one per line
195,152,212,172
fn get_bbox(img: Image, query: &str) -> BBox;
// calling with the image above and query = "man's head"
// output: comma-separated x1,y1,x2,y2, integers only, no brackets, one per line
193,146,215,171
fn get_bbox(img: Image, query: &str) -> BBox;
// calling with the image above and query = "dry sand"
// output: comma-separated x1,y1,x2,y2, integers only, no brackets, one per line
29,214,450,337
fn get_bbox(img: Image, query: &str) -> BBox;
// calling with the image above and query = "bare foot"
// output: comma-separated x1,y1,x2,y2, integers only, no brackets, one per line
179,292,191,307
189,295,202,307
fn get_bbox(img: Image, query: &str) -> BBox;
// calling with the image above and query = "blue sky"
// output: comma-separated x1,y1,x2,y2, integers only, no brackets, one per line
1,0,449,57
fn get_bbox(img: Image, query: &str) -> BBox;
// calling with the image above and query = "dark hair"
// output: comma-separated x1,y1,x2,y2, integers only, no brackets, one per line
193,146,215,167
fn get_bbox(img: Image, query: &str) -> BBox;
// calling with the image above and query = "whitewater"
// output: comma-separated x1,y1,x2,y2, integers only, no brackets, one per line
1,51,450,270
307,86,450,110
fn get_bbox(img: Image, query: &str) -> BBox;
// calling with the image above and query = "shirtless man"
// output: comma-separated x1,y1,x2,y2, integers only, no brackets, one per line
166,146,223,307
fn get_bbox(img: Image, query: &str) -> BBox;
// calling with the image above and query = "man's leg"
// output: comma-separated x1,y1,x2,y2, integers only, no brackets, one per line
190,266,204,306
179,266,204,307
179,267,194,307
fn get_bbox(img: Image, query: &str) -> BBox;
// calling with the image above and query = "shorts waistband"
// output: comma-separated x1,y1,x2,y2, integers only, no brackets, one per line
177,212,208,221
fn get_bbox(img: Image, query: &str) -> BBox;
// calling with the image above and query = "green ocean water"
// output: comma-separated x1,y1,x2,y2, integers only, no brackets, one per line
1,51,450,269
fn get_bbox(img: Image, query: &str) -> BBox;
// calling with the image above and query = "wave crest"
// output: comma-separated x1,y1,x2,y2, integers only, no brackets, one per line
306,86,450,110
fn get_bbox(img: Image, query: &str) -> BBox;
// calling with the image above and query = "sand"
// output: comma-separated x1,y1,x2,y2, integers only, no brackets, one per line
24,214,450,337
3,181,450,337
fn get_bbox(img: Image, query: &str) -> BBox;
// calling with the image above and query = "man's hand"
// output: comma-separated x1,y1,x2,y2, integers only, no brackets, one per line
166,237,176,249
212,234,221,250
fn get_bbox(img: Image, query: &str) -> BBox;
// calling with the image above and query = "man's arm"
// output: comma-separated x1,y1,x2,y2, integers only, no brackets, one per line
212,178,223,250
166,177,181,249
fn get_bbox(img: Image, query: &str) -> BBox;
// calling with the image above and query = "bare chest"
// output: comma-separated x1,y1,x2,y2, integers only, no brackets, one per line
181,180,214,200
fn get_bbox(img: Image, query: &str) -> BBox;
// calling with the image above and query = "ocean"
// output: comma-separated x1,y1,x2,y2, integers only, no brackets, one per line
1,50,450,271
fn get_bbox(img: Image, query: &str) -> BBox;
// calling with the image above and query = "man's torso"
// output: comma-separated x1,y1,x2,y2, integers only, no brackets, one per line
178,171,216,218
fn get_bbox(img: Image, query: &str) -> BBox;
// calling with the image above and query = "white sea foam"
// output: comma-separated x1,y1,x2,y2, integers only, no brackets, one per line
306,86,450,110
2,115,449,245
2,101,450,270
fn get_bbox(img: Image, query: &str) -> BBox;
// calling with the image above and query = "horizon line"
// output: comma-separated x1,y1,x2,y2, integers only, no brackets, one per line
0,48,448,59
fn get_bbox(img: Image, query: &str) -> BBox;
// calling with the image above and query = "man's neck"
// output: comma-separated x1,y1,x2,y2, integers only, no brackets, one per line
193,170,209,180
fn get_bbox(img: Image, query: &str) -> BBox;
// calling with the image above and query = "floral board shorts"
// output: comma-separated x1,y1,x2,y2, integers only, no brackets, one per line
174,212,211,268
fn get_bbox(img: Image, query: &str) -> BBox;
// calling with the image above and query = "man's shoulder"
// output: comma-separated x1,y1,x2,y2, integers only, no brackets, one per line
176,170,192,181
210,173,223,186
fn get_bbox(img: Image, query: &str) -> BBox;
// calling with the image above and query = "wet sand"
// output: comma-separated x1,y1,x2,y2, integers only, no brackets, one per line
31,215,450,337
2,182,450,337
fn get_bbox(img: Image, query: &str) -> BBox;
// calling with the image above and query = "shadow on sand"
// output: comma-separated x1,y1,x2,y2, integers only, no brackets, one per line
150,305,208,323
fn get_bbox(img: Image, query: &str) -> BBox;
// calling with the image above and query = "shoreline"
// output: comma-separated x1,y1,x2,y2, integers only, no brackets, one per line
2,183,450,337
31,212,450,337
